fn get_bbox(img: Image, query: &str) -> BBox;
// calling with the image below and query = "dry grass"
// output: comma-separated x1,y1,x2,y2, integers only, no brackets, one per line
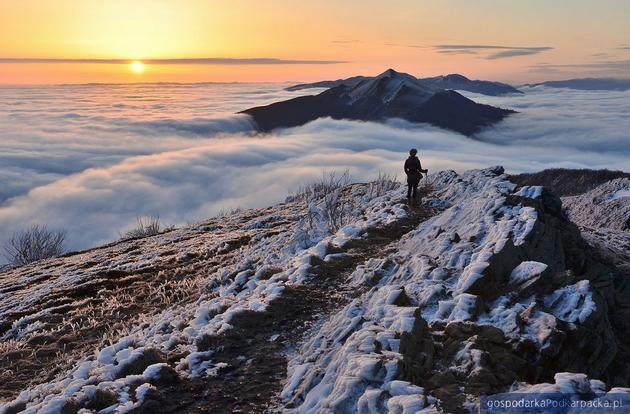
3,225,66,266
120,215,172,240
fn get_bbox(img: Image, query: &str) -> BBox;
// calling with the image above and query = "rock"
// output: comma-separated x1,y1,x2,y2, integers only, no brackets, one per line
427,322,526,399
431,384,466,414
85,389,119,411
143,363,179,385
117,348,166,378
135,384,163,414
2,401,26,414
426,370,457,389
393,288,413,306
398,310,435,385
137,398,164,414
460,188,605,305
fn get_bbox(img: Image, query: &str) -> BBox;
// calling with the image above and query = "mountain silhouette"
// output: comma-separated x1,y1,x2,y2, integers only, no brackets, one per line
285,72,522,96
243,69,515,135
526,77,630,91
419,73,523,95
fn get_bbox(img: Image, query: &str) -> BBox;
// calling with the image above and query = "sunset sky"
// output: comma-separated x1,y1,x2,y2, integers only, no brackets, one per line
1,0,630,84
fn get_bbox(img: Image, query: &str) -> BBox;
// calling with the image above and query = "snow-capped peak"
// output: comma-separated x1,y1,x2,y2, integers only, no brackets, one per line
442,73,470,82
347,68,435,104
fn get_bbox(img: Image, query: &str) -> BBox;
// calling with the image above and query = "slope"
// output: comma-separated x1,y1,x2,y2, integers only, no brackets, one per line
1,168,629,414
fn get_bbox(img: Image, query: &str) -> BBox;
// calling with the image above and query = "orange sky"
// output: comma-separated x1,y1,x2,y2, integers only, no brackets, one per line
1,0,629,84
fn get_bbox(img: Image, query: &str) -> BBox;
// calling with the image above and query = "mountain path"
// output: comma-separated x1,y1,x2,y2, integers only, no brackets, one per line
148,194,437,414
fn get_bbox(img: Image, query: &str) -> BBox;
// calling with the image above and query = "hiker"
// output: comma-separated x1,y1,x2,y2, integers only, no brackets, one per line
404,148,427,200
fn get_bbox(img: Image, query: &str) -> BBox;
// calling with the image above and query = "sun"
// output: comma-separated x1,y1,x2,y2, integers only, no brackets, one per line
129,60,145,74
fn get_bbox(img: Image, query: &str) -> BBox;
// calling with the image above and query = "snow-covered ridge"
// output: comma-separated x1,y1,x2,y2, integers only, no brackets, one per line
280,167,629,413
1,167,629,413
346,69,435,105
562,177,630,231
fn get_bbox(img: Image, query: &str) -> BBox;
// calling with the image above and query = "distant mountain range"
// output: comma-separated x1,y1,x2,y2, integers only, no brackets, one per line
420,74,523,96
525,78,630,91
286,72,522,96
285,76,369,91
242,69,515,136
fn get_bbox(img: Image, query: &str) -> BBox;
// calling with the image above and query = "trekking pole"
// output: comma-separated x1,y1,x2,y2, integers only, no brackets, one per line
424,169,428,191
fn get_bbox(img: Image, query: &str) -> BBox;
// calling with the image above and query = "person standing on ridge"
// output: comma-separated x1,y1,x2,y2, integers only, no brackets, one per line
404,148,427,201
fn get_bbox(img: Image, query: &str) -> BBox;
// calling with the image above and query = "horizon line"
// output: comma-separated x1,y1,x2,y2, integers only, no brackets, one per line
0,57,347,65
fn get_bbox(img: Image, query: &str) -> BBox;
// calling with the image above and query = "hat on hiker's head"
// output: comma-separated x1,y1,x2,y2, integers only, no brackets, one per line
409,148,418,155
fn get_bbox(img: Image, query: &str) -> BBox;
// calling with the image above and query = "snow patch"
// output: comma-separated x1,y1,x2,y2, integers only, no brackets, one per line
515,186,544,199
544,280,596,323
509,261,548,285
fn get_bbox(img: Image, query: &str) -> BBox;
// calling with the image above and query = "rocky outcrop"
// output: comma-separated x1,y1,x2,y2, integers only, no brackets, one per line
279,167,630,413
562,178,630,231
509,168,630,197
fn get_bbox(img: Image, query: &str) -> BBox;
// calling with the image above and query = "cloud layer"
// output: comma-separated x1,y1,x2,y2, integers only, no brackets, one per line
0,83,628,253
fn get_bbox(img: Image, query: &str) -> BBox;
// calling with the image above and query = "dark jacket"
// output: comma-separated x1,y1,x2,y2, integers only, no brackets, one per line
404,156,424,186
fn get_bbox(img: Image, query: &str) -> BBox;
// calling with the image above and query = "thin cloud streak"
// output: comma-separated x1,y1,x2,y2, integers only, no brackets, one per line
434,44,548,50
434,44,553,60
438,49,478,55
529,59,630,71
384,43,428,49
0,57,346,65
486,48,552,59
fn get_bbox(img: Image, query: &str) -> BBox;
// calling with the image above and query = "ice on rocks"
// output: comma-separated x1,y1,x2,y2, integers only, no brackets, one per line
515,185,544,199
608,188,630,201
544,280,596,323
280,167,612,412
509,261,548,285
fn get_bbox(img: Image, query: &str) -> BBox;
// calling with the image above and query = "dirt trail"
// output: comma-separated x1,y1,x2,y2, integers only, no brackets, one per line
148,195,437,414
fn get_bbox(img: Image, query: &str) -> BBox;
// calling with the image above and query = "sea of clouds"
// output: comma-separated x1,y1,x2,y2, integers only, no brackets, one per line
0,82,628,253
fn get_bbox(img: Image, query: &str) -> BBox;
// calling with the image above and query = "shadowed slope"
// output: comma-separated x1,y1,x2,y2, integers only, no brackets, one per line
243,69,514,136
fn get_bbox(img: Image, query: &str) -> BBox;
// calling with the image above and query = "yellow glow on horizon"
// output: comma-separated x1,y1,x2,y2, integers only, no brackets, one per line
0,1,629,84
130,61,145,74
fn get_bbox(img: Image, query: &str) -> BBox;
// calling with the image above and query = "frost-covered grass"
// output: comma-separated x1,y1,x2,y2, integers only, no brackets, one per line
0,179,407,413
562,177,630,231
290,171,402,247
119,215,172,240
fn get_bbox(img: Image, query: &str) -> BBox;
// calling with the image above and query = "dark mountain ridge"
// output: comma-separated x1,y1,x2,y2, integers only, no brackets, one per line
243,69,515,136
285,75,368,91
420,73,523,95
285,72,522,96
525,77,630,91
